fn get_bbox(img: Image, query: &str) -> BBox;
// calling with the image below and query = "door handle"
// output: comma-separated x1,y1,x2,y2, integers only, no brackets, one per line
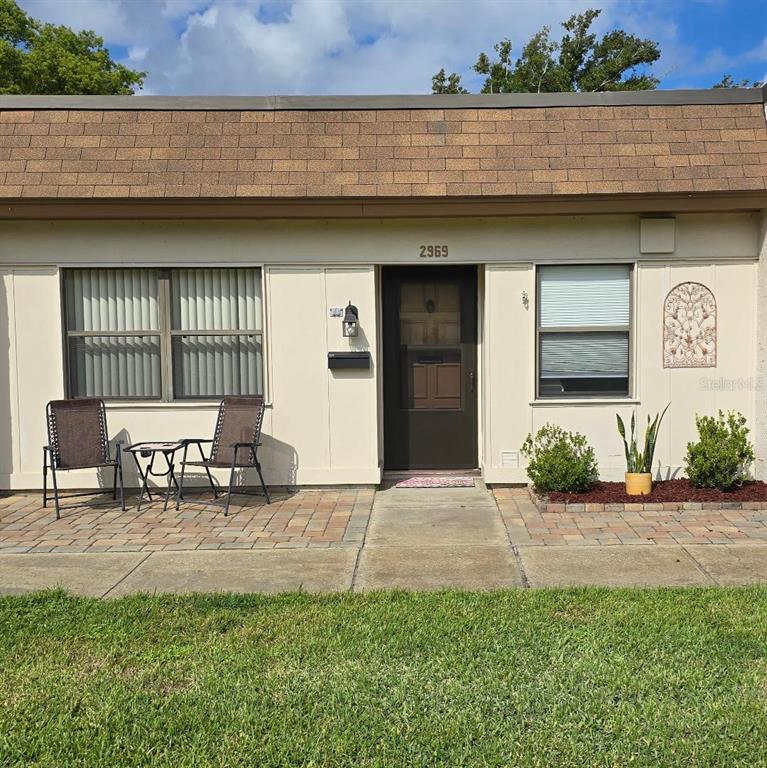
469,370,475,392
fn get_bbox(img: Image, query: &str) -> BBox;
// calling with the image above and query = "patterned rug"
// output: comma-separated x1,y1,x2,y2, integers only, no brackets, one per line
394,477,476,488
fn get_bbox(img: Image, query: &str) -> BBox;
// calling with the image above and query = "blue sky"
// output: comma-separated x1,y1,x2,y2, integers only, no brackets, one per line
18,0,767,95
656,0,766,88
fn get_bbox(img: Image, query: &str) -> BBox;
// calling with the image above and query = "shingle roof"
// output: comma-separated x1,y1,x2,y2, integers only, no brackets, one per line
1,91,766,200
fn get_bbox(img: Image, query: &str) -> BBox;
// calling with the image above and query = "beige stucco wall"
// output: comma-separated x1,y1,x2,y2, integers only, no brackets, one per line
0,213,759,267
0,263,379,488
756,210,767,481
0,211,762,489
0,267,67,488
266,266,378,485
482,258,759,483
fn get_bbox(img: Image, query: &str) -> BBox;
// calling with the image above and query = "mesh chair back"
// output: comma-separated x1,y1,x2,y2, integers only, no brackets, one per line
209,396,265,467
47,399,111,469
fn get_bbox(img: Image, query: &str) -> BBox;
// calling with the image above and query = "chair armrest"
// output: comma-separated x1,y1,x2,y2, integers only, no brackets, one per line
230,441,262,448
43,445,56,469
179,438,213,446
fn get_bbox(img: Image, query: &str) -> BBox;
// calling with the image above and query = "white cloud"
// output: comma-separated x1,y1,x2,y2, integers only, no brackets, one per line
21,0,758,95
745,36,767,63
126,45,149,65
697,37,767,76
21,0,210,45
140,0,615,95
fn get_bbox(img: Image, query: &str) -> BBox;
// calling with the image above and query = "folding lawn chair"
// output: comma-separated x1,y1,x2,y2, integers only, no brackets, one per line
43,398,125,519
177,396,270,516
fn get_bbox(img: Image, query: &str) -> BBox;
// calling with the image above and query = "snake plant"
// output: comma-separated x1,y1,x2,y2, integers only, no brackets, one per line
617,404,670,474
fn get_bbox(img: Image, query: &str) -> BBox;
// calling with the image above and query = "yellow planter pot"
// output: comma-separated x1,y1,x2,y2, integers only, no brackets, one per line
625,472,652,496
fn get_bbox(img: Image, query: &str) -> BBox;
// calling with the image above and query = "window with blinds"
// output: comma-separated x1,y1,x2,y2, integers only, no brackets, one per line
537,265,632,398
63,268,264,400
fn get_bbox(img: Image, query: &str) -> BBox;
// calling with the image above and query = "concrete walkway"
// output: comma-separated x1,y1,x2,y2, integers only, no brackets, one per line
1,484,766,596
354,484,522,591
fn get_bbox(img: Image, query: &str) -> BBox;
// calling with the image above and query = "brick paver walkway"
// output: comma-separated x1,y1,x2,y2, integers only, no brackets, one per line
494,487,767,546
5,484,767,557
0,488,374,554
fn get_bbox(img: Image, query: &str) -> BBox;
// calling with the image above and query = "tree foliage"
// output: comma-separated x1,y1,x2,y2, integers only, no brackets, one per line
0,0,145,95
433,9,660,94
713,74,763,88
431,68,468,94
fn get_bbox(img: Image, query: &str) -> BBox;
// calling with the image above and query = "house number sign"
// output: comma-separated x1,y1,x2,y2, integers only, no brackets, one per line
419,245,449,258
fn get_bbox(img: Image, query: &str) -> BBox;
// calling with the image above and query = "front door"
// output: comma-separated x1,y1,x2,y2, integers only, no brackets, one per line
383,266,478,470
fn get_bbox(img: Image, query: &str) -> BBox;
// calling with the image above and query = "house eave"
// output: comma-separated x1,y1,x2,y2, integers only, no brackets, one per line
1,86,765,112
1,190,765,220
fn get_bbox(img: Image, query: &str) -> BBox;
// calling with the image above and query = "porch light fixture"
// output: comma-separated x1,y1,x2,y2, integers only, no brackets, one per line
342,301,359,337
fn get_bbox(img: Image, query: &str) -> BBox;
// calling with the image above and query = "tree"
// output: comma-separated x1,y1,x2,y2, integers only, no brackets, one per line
431,68,468,94
432,9,660,94
0,0,145,95
713,74,763,88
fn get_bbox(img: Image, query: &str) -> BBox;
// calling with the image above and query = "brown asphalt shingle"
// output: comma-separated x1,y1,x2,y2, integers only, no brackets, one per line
1,103,766,199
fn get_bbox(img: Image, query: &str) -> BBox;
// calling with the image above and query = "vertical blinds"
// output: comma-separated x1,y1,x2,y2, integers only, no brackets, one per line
171,269,262,331
65,269,161,399
539,265,631,328
65,270,160,331
171,269,263,398
64,268,263,400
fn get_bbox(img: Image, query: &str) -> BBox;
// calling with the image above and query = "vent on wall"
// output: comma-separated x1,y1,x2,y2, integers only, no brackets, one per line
640,217,675,254
501,450,519,467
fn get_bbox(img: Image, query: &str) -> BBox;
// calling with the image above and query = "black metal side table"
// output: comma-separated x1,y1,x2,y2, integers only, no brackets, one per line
125,441,185,511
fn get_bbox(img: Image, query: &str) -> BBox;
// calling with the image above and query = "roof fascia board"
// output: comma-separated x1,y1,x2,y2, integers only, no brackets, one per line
0,88,764,111
1,192,765,220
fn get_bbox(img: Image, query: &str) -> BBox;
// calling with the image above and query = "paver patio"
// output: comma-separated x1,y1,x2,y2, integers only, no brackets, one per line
494,486,767,546
0,488,374,553
1,483,767,595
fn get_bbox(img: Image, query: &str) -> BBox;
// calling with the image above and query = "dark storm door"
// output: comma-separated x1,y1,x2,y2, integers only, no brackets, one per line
383,266,478,470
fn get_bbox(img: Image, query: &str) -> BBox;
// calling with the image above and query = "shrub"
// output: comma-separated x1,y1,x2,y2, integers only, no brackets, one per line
685,410,755,490
521,424,598,494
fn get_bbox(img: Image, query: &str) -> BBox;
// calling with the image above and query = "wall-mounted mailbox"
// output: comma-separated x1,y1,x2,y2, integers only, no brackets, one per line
328,351,371,370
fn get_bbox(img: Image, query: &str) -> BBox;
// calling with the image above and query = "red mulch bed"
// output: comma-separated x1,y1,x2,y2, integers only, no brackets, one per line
546,479,767,504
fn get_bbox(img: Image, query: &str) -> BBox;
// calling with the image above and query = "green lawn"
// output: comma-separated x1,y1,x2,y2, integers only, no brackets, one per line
1,589,766,767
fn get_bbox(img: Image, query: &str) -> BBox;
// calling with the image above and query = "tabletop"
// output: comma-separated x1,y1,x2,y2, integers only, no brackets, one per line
125,441,185,454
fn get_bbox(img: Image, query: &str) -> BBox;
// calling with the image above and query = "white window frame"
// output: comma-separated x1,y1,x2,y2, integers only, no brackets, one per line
62,267,265,403
535,263,634,400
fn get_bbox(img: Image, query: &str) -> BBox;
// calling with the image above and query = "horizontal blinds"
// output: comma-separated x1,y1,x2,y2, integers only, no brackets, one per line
171,268,263,397
539,265,630,328
64,270,160,398
540,332,629,378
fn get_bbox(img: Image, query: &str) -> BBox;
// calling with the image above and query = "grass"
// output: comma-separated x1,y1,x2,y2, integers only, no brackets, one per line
1,589,767,767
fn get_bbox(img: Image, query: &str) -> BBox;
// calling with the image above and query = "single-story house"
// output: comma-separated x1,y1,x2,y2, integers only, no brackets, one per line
0,88,766,489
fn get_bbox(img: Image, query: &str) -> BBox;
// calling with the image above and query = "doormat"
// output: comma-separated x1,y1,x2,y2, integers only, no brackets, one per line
395,477,476,488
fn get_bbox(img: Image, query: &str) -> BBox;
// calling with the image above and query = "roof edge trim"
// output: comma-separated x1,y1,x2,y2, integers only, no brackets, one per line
1,87,765,111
